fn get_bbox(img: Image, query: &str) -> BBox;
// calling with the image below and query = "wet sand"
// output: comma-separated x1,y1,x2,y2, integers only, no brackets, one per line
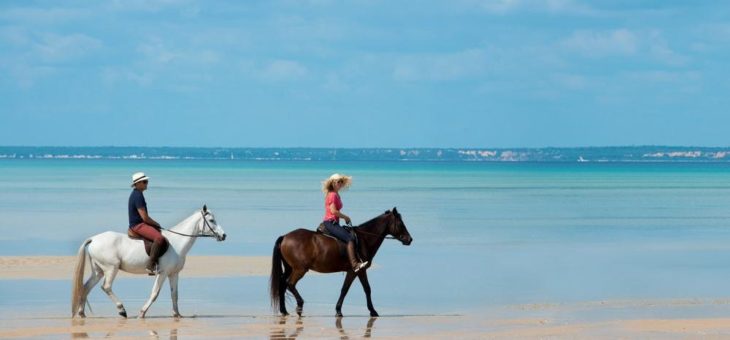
4,313,730,338
4,256,730,338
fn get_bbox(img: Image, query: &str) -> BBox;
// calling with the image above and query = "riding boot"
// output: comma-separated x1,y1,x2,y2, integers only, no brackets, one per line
347,241,368,273
146,242,162,275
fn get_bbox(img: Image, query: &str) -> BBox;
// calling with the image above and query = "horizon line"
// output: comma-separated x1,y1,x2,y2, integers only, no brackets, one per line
3,145,730,149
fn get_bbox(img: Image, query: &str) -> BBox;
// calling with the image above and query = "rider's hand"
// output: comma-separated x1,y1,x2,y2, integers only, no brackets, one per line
344,216,351,225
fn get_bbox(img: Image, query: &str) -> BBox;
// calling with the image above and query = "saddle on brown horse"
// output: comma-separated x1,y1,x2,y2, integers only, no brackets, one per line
127,229,169,257
316,223,361,258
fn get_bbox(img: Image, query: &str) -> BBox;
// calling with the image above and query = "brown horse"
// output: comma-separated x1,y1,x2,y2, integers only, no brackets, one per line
270,207,413,317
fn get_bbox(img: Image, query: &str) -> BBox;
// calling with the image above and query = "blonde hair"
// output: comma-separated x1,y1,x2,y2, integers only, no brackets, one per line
322,173,352,193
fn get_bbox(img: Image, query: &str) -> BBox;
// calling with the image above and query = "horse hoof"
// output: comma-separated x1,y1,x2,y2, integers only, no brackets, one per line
78,312,86,318
281,312,289,316
119,311,127,318
370,311,379,317
336,312,343,317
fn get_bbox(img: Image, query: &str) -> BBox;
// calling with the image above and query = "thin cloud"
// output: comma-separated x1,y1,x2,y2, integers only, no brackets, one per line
468,0,595,15
0,31,101,87
4,63,57,89
136,39,221,65
392,49,488,82
561,29,638,57
106,0,193,12
258,60,309,82
0,7,90,24
647,31,688,66
34,33,102,62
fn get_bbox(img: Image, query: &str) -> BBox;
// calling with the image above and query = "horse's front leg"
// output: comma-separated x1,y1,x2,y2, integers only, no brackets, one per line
335,271,357,317
357,270,378,317
169,273,181,318
138,273,168,318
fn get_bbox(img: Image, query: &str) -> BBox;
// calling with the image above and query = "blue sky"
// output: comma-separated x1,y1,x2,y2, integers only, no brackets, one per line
1,1,729,148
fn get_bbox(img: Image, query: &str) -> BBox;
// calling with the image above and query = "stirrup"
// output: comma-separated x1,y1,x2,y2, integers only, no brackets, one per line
146,263,158,276
353,261,369,273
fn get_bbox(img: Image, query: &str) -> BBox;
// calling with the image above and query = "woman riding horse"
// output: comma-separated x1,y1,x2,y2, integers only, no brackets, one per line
321,173,368,272
270,207,413,317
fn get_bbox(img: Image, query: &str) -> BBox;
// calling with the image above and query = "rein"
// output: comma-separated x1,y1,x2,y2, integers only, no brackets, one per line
350,220,396,240
355,228,395,239
161,211,217,238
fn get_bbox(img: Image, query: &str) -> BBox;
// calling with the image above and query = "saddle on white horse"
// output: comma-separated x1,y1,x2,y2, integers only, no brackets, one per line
127,228,169,257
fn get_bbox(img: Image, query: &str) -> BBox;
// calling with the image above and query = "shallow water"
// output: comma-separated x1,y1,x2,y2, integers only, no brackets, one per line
3,159,730,319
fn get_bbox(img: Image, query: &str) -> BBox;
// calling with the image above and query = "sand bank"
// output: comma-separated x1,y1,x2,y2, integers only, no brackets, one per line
0,256,271,280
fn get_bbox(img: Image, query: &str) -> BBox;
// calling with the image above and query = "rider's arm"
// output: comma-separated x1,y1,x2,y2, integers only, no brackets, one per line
329,203,351,224
138,208,161,228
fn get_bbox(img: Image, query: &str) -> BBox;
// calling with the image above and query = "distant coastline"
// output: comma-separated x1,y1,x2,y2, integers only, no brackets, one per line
1,146,730,162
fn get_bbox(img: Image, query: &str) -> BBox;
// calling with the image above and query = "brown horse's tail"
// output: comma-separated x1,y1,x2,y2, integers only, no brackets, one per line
269,235,286,312
71,238,92,317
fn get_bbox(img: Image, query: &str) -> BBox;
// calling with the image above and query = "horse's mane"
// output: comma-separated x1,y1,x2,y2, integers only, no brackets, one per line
169,210,202,230
357,211,390,228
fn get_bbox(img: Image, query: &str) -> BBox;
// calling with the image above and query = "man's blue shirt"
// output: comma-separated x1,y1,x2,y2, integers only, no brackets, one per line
128,189,147,227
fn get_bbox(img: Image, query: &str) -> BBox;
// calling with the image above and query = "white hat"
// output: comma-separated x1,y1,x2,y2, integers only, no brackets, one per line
131,172,150,187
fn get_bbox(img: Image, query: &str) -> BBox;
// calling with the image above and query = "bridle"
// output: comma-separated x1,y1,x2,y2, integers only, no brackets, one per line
350,214,397,240
161,211,219,238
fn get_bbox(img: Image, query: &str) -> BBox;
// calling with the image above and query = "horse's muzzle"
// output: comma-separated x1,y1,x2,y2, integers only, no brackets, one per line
401,235,413,246
218,233,227,241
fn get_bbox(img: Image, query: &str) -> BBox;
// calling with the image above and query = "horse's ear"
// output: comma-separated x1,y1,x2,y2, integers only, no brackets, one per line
392,207,398,213
385,210,390,214
203,204,207,213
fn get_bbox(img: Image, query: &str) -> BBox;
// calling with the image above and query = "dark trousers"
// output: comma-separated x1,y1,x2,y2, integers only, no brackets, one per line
323,220,354,243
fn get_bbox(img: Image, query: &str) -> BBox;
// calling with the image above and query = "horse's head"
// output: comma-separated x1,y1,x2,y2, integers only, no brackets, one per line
200,204,227,241
386,207,412,246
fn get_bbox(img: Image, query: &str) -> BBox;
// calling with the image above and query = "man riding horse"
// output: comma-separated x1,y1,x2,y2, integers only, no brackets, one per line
128,172,168,275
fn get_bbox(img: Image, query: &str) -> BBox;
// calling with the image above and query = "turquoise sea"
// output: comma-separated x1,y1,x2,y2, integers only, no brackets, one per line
3,159,730,319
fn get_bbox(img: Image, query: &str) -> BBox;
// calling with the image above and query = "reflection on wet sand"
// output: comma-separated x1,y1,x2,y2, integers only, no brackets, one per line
336,317,378,339
269,316,377,339
70,318,89,339
270,316,303,339
70,318,179,339
142,319,178,340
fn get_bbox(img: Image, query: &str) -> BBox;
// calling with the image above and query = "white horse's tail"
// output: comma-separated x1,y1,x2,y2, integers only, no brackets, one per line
71,238,92,317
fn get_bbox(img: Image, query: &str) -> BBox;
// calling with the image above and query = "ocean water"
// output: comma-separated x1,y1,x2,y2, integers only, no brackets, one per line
3,159,730,317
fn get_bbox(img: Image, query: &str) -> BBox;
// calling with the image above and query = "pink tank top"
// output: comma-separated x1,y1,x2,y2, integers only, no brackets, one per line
323,191,342,222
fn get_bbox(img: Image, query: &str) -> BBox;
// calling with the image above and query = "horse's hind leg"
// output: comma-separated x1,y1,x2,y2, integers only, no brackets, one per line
77,266,103,317
99,265,128,318
279,262,292,316
286,270,307,316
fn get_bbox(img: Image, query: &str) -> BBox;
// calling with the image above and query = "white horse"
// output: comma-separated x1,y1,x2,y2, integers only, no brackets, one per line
71,205,226,318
